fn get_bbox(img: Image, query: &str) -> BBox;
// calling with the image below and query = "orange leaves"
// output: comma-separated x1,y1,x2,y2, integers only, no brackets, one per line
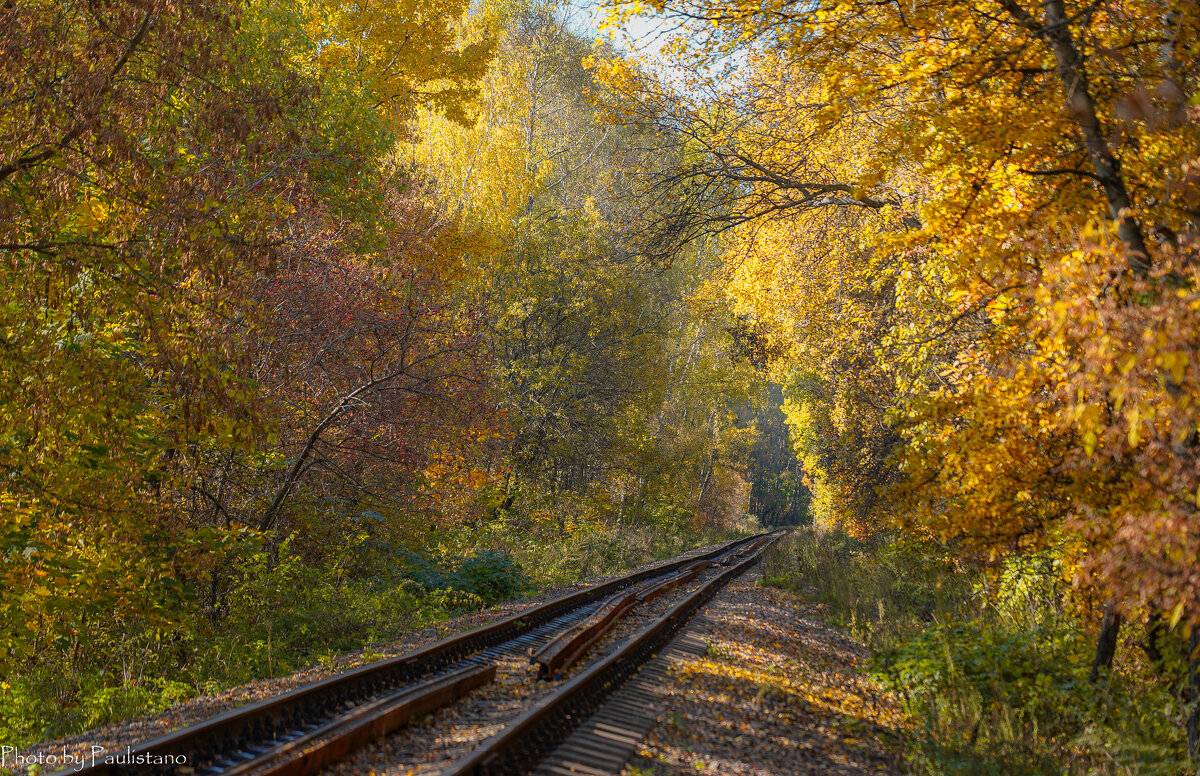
421,446,504,494
597,0,1200,623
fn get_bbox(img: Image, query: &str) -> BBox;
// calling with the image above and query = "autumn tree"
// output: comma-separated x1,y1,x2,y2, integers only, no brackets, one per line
415,0,766,538
597,0,1200,694
2,0,298,671
0,0,494,725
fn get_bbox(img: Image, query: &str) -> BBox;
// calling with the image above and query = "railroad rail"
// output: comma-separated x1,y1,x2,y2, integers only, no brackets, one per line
444,531,782,775
50,533,769,776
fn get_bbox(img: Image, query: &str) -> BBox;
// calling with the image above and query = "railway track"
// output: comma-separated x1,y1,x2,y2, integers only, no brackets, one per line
444,534,780,776
51,533,776,776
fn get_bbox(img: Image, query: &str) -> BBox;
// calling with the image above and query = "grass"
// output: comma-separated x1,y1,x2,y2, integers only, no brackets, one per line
0,517,751,751
764,528,1190,775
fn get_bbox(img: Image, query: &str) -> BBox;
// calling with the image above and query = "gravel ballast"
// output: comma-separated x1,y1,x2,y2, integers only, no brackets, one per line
8,539,737,775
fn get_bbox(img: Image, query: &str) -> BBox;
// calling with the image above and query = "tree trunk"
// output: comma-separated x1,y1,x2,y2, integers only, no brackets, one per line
257,361,419,532
999,0,1150,273
1089,598,1123,682
257,408,339,532
696,455,714,508
1039,0,1150,273
1145,612,1166,669
1189,627,1200,768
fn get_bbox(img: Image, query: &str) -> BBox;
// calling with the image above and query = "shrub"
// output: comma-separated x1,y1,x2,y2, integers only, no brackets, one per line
452,551,530,604
766,528,1191,775
398,548,531,606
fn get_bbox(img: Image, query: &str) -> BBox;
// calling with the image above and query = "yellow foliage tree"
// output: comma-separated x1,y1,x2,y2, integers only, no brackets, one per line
596,0,1200,651
302,0,496,131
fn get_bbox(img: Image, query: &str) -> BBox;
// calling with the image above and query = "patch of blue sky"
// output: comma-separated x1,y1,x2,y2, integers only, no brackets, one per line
556,0,753,95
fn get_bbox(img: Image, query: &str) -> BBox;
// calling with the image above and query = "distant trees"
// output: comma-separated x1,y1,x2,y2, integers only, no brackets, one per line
744,384,810,527
416,2,766,536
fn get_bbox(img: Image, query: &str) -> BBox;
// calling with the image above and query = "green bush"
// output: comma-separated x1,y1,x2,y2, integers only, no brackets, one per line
452,550,530,604
762,528,971,646
398,548,531,606
875,619,1090,773
1,664,195,745
878,620,1086,715
766,528,1191,775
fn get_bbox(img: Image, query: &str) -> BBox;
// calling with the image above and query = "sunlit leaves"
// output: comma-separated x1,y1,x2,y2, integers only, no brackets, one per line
598,0,1200,623
300,0,495,133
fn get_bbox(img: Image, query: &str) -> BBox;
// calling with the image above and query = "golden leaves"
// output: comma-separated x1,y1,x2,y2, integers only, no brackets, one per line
597,0,1200,617
301,0,494,133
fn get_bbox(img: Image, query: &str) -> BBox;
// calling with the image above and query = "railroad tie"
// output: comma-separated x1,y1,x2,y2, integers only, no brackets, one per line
533,629,711,776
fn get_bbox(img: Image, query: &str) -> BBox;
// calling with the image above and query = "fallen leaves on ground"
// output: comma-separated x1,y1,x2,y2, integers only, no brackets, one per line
625,574,906,775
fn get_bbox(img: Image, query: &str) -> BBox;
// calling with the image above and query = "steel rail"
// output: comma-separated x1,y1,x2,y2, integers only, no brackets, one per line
443,532,783,776
49,533,767,776
532,590,638,680
224,664,495,776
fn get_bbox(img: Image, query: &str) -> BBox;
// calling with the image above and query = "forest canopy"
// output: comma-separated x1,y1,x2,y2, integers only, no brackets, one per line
594,0,1200,625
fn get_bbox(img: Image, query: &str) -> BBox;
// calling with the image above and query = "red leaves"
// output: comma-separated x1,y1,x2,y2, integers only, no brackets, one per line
252,185,500,528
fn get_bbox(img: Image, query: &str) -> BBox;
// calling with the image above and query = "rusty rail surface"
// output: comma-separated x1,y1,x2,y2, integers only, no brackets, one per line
533,562,707,680
532,590,638,679
634,568,698,604
223,664,494,776
49,534,767,776
444,532,783,776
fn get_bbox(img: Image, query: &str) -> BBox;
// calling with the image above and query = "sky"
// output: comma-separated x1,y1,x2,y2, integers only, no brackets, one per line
559,0,683,60
557,0,748,89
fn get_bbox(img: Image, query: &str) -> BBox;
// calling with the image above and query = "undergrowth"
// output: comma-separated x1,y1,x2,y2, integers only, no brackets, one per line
1,517,749,749
764,528,1190,775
